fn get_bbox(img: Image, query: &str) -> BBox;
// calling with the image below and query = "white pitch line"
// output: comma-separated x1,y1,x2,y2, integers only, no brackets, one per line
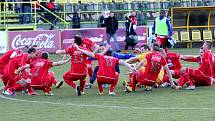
1,94,215,110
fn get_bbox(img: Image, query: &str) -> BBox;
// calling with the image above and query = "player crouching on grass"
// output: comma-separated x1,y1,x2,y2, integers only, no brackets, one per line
29,52,70,96
124,44,165,91
3,48,37,96
125,43,176,92
176,41,214,90
75,44,136,95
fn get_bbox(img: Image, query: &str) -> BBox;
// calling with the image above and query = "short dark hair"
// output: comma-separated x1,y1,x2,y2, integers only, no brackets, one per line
74,35,83,46
205,41,212,49
152,43,160,51
160,10,166,14
105,50,112,56
141,44,150,51
42,52,49,59
27,47,36,54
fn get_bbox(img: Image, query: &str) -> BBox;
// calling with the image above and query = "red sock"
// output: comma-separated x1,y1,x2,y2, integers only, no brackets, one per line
98,83,103,92
52,78,57,86
87,67,93,78
80,80,86,92
129,73,138,91
110,73,119,92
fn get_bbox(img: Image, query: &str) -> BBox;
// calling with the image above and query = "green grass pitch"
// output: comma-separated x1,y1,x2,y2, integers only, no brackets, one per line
1,48,215,121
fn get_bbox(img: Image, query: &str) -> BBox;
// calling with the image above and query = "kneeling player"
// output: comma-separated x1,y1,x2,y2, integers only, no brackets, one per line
29,52,70,95
76,45,135,95
127,43,175,92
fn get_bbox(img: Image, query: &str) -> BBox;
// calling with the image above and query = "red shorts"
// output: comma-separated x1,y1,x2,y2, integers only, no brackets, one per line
136,71,156,86
97,73,119,84
156,36,167,45
186,68,213,86
63,71,87,81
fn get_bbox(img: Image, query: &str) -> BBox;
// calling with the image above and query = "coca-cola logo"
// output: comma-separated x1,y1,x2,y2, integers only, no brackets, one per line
11,34,56,49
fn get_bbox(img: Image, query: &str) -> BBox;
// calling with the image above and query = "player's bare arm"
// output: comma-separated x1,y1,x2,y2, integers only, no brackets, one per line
136,59,146,70
164,65,176,88
53,58,71,66
119,60,137,72
125,57,139,64
77,46,95,58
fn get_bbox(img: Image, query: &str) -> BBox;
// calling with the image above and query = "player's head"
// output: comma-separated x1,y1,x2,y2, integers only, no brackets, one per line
105,50,112,56
21,46,29,53
27,47,37,58
50,0,55,3
152,43,160,52
42,52,49,59
160,10,166,17
140,44,150,52
32,45,40,55
202,41,212,51
74,35,83,46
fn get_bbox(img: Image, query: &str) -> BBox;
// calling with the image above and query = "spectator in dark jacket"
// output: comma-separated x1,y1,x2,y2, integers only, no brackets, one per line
124,11,138,52
72,11,80,28
105,11,120,52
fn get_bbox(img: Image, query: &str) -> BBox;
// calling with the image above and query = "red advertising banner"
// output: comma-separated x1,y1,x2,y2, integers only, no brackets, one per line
8,30,60,53
61,26,147,49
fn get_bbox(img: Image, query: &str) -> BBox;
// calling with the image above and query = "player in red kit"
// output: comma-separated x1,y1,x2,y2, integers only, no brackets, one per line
19,52,70,96
0,46,28,85
56,36,90,96
3,48,37,96
76,44,136,95
78,35,99,85
177,41,214,90
127,43,175,92
31,45,63,88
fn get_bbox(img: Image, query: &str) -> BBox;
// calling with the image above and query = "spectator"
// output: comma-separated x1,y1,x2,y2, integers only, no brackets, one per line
105,11,120,52
124,11,138,53
22,0,31,24
97,11,106,28
46,0,58,30
72,11,80,28
152,10,173,49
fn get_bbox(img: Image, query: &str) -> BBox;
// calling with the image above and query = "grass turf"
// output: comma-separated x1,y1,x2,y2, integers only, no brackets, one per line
1,48,215,121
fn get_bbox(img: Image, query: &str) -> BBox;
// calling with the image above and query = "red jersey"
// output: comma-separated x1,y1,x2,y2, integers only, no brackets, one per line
80,38,95,51
198,50,214,77
30,58,53,80
144,51,167,81
5,53,29,75
166,52,182,70
0,49,21,65
95,54,119,79
66,46,87,75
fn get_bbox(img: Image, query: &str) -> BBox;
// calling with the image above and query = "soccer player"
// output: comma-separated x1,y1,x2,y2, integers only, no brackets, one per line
22,52,70,95
177,41,214,89
56,36,90,96
124,44,165,91
0,46,28,86
31,45,63,88
127,43,175,92
71,35,99,87
76,44,136,95
3,47,37,96
160,50,182,87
